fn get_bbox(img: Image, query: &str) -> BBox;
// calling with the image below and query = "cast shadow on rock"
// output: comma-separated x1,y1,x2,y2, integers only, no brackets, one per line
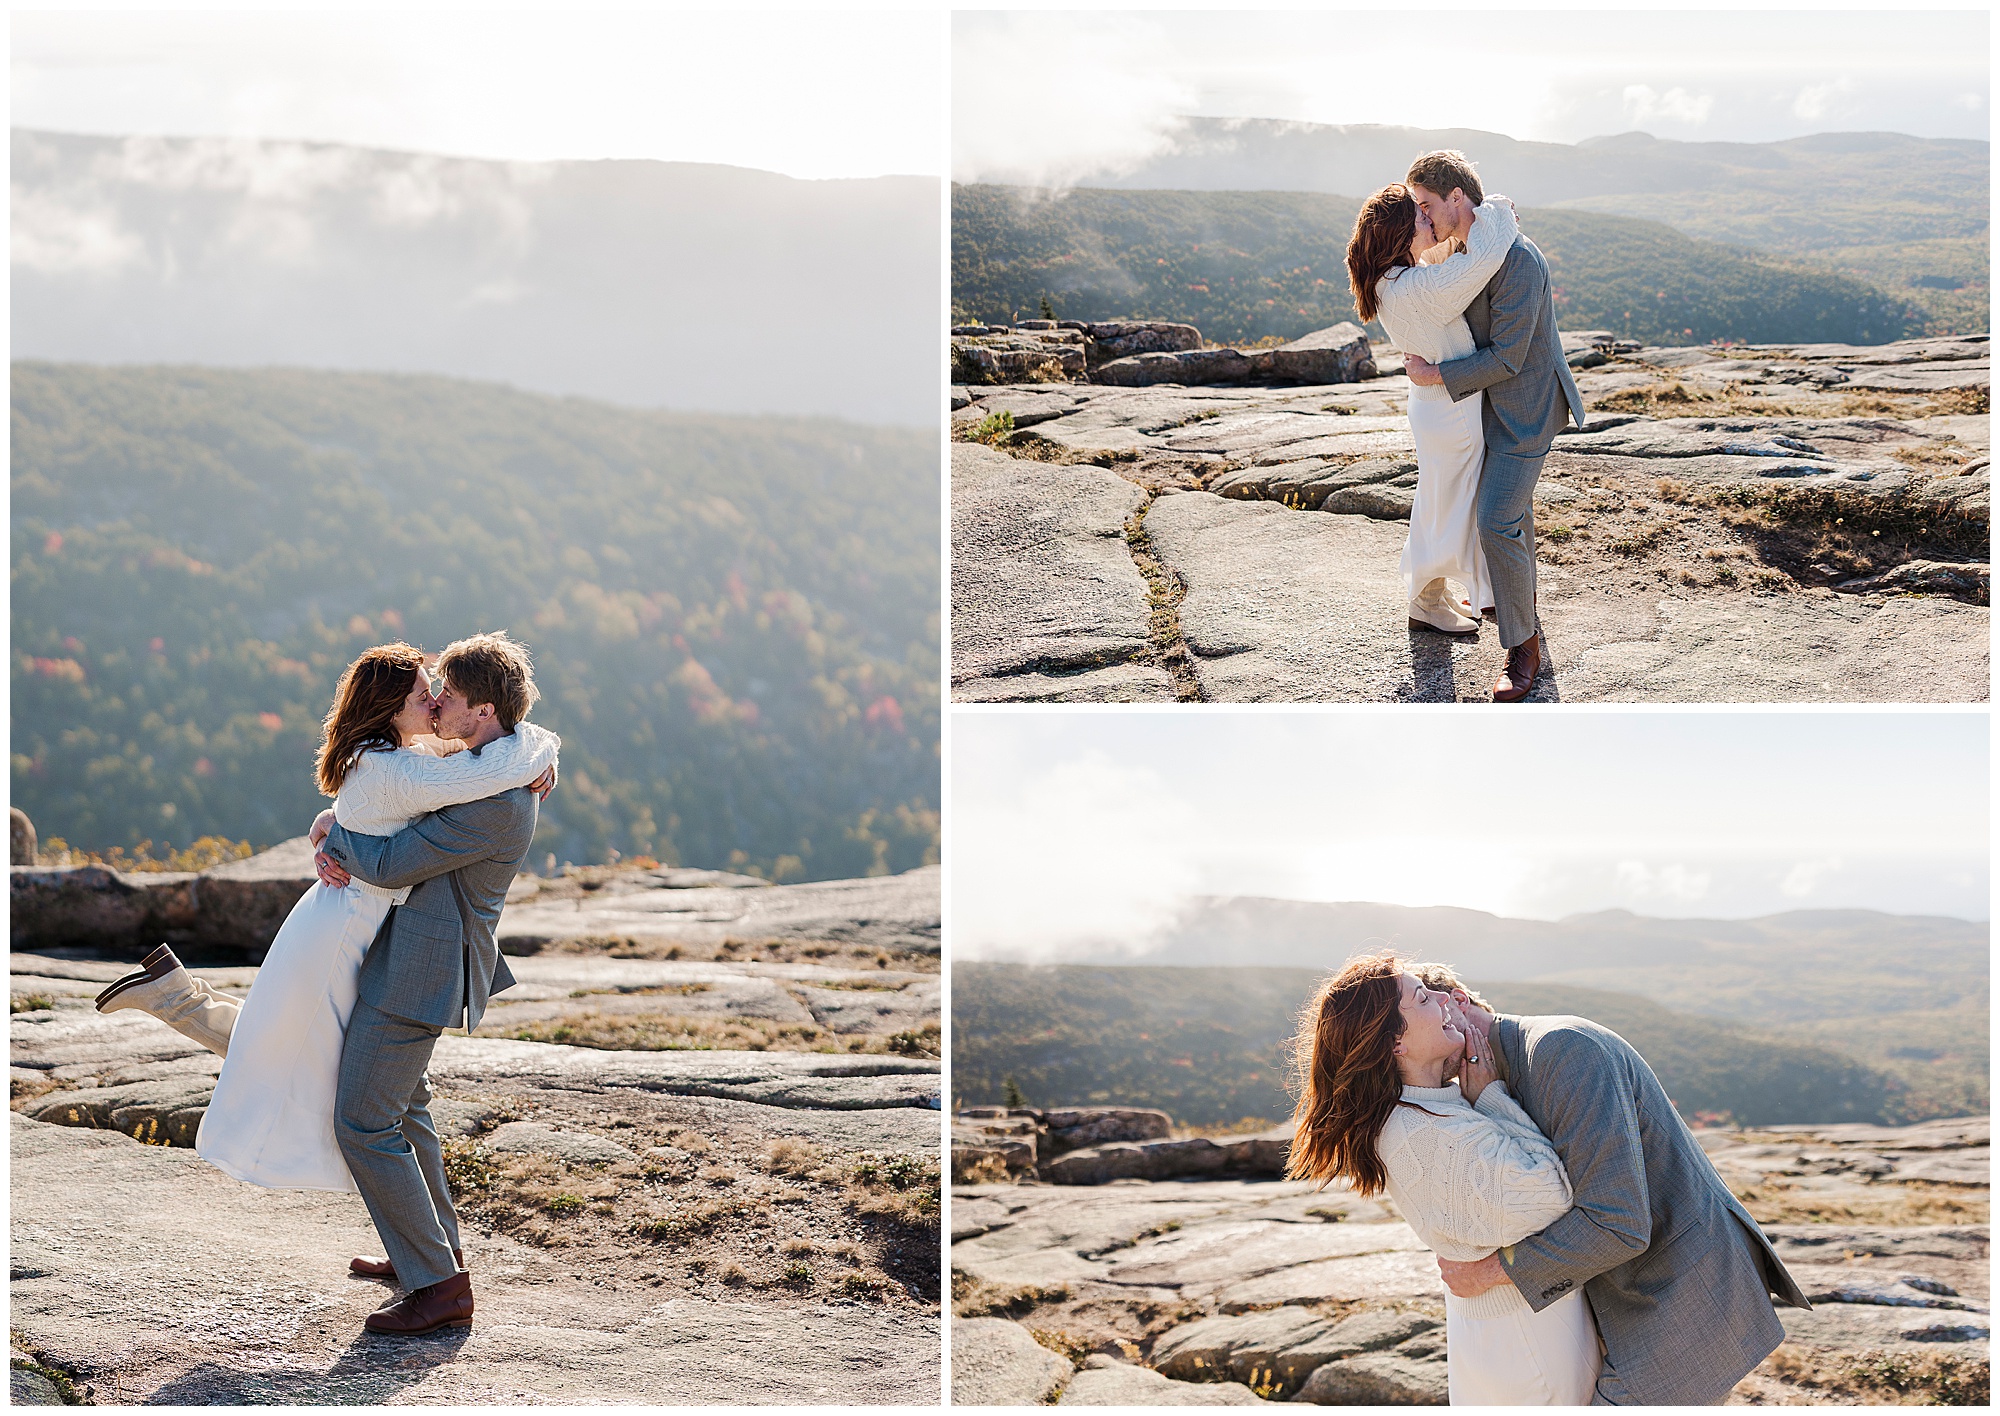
139,1325,472,1404
1404,628,1564,703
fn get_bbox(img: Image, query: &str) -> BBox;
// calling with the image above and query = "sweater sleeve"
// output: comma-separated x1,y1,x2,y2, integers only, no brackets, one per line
1380,1100,1575,1256
1381,199,1518,326
356,722,560,821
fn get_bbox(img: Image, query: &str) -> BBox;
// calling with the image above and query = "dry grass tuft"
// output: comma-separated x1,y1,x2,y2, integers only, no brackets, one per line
767,1138,824,1177
503,1010,840,1053
1734,1180,1988,1227
1029,1327,1095,1366
631,1196,751,1243
952,1275,1073,1319
1892,442,1972,470
1762,1344,1989,1405
847,1152,942,1239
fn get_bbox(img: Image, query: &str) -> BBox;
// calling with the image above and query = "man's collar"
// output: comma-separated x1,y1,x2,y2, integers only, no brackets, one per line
1488,1014,1523,1086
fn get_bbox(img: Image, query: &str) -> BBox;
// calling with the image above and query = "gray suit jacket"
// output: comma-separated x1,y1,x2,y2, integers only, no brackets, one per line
1439,233,1586,460
1490,1014,1809,1405
321,786,532,1031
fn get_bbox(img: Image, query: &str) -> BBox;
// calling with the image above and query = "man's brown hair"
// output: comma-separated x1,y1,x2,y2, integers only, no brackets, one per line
1405,149,1484,207
1407,960,1492,1013
438,631,539,730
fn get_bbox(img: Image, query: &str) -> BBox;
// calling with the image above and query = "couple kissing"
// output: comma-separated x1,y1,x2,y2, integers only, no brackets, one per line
1289,953,1810,1404
93,632,559,1336
1348,148,1587,702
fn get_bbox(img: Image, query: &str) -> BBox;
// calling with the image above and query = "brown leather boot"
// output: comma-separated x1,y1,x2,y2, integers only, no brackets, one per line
1492,633,1542,703
351,1249,463,1280
363,1271,474,1335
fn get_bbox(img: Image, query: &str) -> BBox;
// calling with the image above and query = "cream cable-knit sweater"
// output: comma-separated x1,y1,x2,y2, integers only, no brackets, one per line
1379,1080,1575,1318
1373,198,1520,366
331,720,561,902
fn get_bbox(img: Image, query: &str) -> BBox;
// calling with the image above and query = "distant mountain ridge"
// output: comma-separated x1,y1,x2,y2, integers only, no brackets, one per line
959,900,1988,1125
971,120,1987,334
11,129,939,425
953,185,1929,346
1063,120,1984,227
1000,896,1986,1023
952,965,1973,1129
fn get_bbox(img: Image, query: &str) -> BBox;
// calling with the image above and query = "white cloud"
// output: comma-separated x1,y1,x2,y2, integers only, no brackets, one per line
9,189,144,274
1614,860,1713,904
1779,857,1845,899
12,10,944,180
951,753,1203,961
1622,84,1715,129
952,12,1196,187
1793,78,1857,122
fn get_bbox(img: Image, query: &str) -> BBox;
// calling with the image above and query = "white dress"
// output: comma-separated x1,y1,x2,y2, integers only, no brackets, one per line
195,723,561,1190
1373,199,1520,615
1379,1080,1602,1405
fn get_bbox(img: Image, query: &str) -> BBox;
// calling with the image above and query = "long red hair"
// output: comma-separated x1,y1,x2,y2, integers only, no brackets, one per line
315,643,426,795
1286,950,1414,1195
1346,184,1419,324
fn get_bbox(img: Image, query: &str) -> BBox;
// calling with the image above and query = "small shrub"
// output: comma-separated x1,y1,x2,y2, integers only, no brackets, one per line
12,993,57,1014
1029,1328,1093,1365
953,1153,1012,1185
952,1277,1071,1319
442,1140,495,1199
781,1261,814,1288
885,1026,940,1058
969,410,1016,446
839,1269,889,1299
543,1193,585,1217
632,1196,746,1242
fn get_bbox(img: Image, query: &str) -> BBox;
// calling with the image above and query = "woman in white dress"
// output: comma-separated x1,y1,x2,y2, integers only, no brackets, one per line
108,643,558,1191
1346,186,1521,635
1288,951,1600,1405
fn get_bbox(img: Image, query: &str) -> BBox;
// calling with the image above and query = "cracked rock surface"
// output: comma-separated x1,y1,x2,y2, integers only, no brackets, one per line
11,862,944,1404
952,335,1989,703
950,1115,1988,1406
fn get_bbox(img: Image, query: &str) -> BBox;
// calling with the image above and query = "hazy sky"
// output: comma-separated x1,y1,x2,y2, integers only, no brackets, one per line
954,8,1991,185
12,8,945,179
951,712,1991,960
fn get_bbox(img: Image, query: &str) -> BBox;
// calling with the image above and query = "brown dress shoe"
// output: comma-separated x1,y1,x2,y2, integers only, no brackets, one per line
363,1271,474,1335
351,1249,463,1280
1492,632,1543,703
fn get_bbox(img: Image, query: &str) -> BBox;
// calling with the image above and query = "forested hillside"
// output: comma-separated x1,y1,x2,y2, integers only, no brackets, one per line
952,965,1970,1129
953,184,1926,347
12,363,939,879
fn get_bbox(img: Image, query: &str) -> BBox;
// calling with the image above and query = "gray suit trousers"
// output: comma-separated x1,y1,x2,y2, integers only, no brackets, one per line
1478,448,1545,649
336,999,462,1292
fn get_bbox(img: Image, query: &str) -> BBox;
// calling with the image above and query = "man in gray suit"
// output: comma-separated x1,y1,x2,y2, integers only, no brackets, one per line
1402,150,1587,703
1416,969,1810,1404
309,632,548,1335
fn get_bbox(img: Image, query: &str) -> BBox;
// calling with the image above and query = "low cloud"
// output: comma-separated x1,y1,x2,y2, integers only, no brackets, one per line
951,753,1202,961
1613,859,1713,904
1779,856,1844,899
1793,78,1857,122
1621,84,1714,129
952,12,1195,188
